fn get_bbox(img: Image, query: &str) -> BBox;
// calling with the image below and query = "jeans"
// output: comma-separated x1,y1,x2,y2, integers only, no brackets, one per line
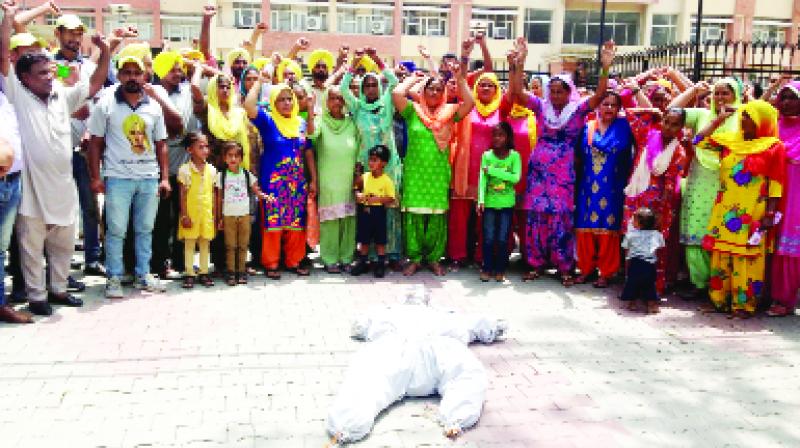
0,174,21,305
104,178,159,278
73,152,101,264
482,207,513,274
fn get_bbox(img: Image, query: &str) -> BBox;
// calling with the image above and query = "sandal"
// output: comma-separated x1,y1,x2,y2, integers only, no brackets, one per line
647,301,660,314
198,274,214,287
767,304,791,317
237,273,248,285
325,264,341,274
593,277,609,288
266,270,282,280
561,274,575,288
698,303,723,314
495,273,505,283
522,270,540,282
291,266,310,276
403,262,419,277
480,271,491,282
430,262,446,277
625,301,638,311
728,309,752,320
574,275,589,284
182,276,195,289
225,271,237,286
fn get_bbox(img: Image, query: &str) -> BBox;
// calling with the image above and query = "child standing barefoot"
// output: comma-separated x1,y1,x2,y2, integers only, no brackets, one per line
216,142,262,286
621,207,665,313
352,145,396,278
178,132,217,288
477,122,521,282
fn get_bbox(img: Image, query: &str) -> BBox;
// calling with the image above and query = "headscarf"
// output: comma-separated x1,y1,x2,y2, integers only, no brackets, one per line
508,104,537,151
307,49,334,73
320,87,352,135
541,73,582,129
357,72,393,130
778,81,800,161
269,83,301,138
152,51,183,79
225,47,251,70
276,59,302,83
399,60,417,73
694,77,744,171
545,74,580,103
413,77,459,151
711,99,785,184
207,75,251,170
239,66,260,98
472,72,502,118
625,128,680,197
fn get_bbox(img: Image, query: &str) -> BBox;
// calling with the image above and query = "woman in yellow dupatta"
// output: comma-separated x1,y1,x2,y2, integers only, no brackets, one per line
702,100,786,318
392,64,474,276
244,74,313,278
205,75,251,170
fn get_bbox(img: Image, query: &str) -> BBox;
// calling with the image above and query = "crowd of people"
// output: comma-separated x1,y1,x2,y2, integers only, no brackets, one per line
1,1,799,325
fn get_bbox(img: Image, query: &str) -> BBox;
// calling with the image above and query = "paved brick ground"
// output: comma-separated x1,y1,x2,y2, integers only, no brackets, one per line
2,263,800,447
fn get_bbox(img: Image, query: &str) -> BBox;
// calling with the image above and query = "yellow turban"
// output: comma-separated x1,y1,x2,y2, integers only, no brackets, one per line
152,51,183,79
307,49,334,72
356,55,378,73
276,59,302,83
252,57,270,71
225,47,251,69
118,43,152,63
180,48,205,63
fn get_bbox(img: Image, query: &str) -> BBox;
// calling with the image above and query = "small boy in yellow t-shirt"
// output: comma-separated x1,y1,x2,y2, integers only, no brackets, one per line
352,145,395,278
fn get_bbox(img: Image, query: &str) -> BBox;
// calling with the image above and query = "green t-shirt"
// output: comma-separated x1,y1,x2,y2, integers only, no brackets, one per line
478,149,521,209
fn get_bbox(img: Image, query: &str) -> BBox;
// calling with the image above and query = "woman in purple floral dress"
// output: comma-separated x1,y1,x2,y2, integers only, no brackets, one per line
507,38,617,286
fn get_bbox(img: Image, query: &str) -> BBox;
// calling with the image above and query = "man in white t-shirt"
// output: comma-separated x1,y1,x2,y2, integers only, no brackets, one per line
88,54,171,299
0,4,111,317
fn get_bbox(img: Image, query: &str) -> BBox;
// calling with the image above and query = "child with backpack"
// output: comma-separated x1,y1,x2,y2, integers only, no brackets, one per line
216,141,263,286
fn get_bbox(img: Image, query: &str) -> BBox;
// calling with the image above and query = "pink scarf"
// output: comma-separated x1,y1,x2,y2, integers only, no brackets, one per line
779,81,800,161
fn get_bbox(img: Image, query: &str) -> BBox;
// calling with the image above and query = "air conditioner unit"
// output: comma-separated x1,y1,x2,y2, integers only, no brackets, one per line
306,16,322,31
704,27,722,41
470,19,489,31
237,15,255,29
494,27,508,39
371,21,386,34
109,3,132,15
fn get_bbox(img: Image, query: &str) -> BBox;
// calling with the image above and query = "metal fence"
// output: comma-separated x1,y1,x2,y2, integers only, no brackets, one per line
598,40,800,87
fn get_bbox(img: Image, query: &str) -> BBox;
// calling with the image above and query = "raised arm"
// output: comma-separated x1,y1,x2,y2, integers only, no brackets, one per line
286,37,309,61
199,5,216,63
87,33,110,98
12,0,58,33
0,0,17,77
588,40,615,110
452,62,474,121
417,45,437,76
245,23,268,58
668,81,708,109
244,71,266,119
189,61,206,115
393,71,425,113
467,32,492,78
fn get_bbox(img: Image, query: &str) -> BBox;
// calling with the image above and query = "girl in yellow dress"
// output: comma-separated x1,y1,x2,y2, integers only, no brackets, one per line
178,132,218,288
703,100,786,318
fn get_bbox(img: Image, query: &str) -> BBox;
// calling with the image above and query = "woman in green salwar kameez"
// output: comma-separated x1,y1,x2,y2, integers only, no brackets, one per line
392,66,474,276
669,77,742,298
340,49,403,265
310,88,361,272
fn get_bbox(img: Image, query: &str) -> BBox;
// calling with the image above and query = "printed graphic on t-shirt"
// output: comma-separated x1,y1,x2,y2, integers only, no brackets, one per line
123,114,151,154
224,174,248,205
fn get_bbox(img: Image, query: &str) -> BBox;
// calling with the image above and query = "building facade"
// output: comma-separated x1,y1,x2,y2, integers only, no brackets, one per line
19,0,800,71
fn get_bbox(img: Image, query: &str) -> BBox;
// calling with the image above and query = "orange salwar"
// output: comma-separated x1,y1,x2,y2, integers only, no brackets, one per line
576,231,621,280
261,229,307,270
